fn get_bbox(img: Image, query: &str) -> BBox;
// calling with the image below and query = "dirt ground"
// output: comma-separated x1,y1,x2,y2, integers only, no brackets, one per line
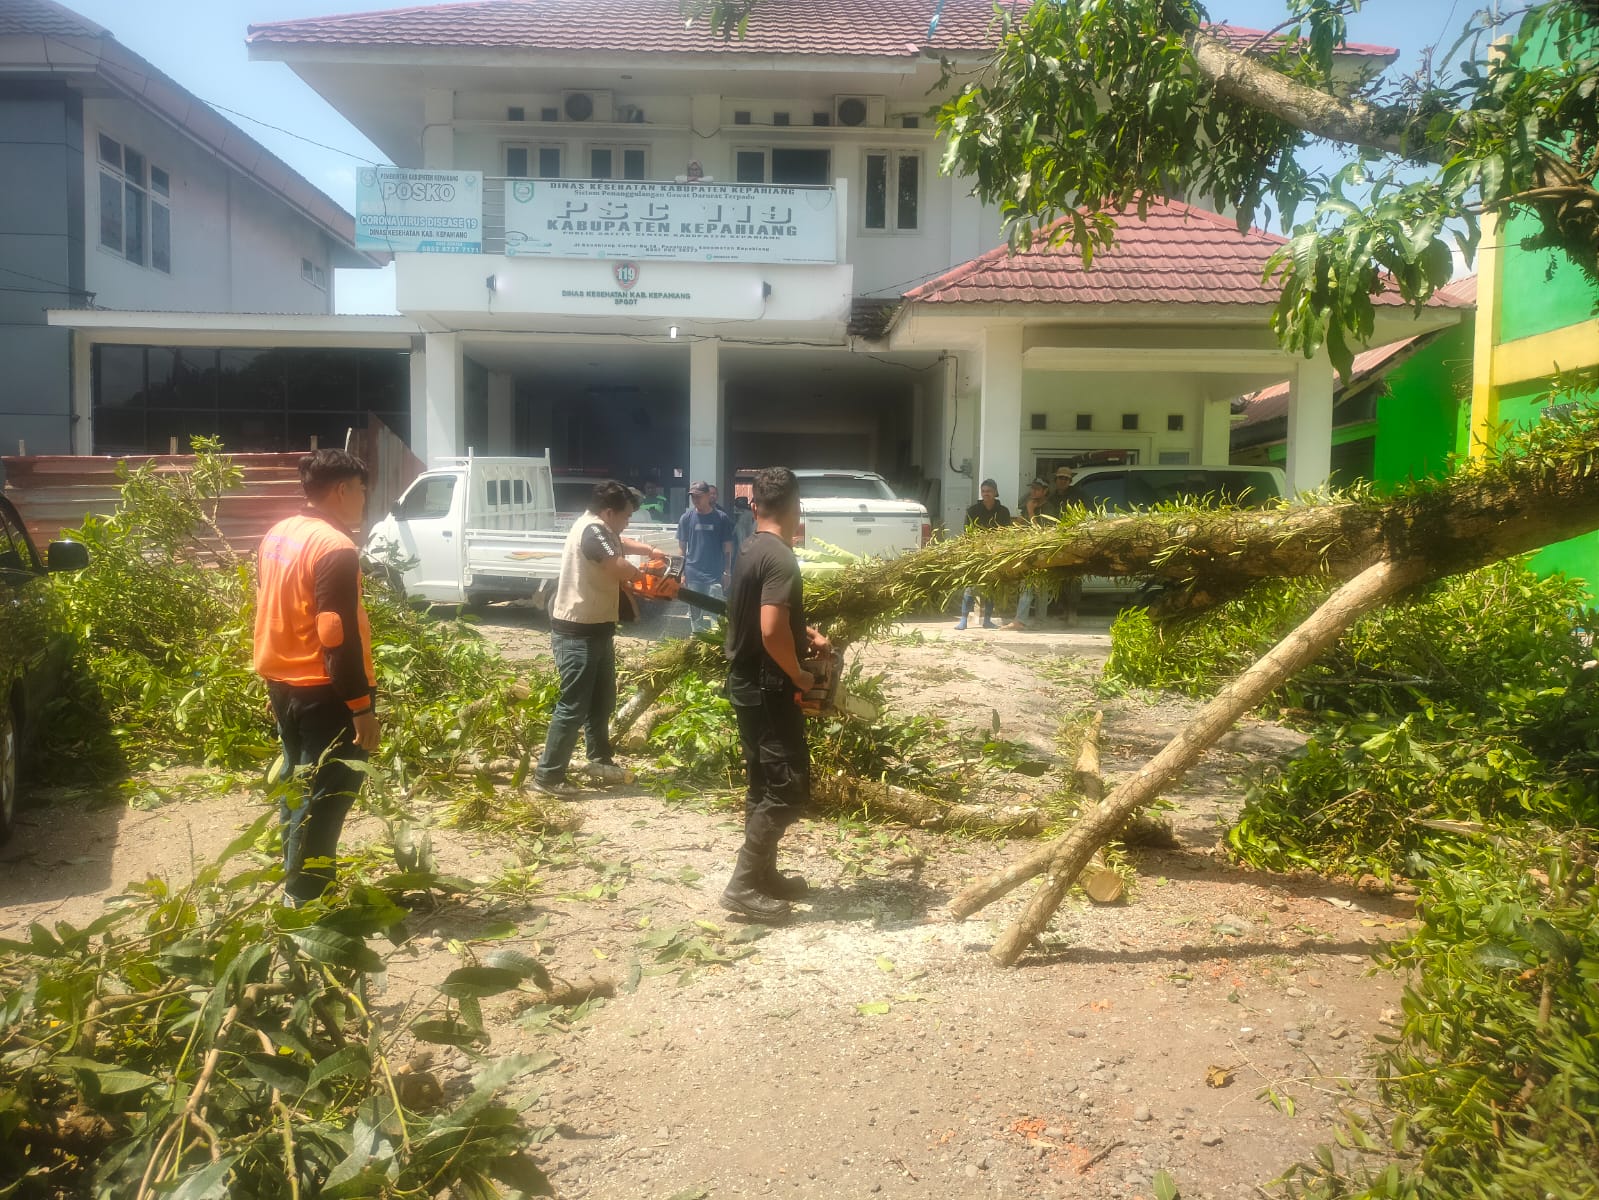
0,606,1416,1200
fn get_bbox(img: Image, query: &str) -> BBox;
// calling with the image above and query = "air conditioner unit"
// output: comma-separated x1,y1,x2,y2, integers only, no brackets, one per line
832,95,885,128
561,90,614,122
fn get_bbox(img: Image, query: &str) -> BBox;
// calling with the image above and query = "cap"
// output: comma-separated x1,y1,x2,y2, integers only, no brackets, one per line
688,480,711,494
1030,477,1049,489
1054,467,1075,478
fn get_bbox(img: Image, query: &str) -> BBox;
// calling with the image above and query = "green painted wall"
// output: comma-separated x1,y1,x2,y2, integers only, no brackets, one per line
1494,380,1599,594
1371,324,1473,491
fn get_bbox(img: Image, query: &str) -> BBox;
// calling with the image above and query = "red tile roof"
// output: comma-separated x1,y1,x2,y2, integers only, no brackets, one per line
903,200,1477,310
247,1,1398,62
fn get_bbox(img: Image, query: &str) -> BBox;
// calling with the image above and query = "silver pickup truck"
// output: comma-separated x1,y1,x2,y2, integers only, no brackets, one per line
791,470,930,566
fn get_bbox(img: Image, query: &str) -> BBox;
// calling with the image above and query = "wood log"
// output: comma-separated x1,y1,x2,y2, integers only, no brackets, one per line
1073,711,1105,801
812,774,1046,835
985,558,1426,966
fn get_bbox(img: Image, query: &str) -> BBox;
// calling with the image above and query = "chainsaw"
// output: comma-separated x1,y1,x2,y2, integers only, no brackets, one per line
795,647,880,721
624,555,727,615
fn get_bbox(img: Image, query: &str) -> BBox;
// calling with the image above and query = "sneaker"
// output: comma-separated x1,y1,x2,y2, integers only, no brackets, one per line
981,619,998,629
953,619,968,630
531,777,583,797
585,762,635,786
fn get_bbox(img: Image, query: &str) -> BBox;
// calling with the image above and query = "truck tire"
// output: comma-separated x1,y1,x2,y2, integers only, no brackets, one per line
0,702,18,847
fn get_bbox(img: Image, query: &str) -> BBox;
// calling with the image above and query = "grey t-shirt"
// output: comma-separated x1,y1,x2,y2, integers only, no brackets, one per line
724,529,805,696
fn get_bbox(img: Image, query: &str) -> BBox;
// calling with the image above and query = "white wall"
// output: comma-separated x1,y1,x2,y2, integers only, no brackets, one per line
83,97,334,315
1020,370,1210,474
446,86,1001,295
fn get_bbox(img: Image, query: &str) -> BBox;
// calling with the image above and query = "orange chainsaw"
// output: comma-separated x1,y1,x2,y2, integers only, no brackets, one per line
625,555,727,615
795,648,879,721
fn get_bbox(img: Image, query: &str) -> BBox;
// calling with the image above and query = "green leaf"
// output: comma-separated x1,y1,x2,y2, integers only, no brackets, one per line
165,1154,238,1200
856,1000,892,1016
287,927,385,973
483,948,554,991
410,1017,484,1047
437,966,527,998
1153,1169,1181,1200
243,1052,310,1096
489,1153,555,1196
306,1043,373,1094
53,1057,162,1098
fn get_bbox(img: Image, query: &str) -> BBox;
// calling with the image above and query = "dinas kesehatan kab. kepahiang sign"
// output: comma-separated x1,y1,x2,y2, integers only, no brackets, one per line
356,168,483,253
503,179,837,264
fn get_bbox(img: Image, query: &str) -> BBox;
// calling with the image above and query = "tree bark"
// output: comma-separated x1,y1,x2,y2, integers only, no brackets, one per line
1073,712,1105,802
986,558,1426,966
811,774,1046,836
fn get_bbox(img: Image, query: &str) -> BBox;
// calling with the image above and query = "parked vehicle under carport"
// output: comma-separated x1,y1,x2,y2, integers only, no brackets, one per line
0,495,89,845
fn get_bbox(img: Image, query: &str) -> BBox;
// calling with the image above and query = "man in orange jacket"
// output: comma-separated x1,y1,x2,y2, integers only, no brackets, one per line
254,449,379,905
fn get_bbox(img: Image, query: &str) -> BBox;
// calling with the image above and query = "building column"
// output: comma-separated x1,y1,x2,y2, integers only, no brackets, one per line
422,332,464,462
1285,350,1334,493
1200,393,1233,464
422,89,454,169
688,336,721,488
978,325,1025,502
487,369,514,453
69,332,93,455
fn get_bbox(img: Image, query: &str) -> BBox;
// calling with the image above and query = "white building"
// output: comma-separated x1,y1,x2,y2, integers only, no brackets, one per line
52,0,1466,524
1,0,379,454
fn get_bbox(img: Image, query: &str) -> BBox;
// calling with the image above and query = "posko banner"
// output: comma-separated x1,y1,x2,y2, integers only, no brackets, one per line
355,168,483,253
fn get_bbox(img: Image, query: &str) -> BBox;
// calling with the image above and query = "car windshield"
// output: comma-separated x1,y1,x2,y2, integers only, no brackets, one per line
1076,470,1281,512
795,475,896,501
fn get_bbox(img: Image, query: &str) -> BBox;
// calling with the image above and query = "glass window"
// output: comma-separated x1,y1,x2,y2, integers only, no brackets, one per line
896,153,919,230
152,202,171,273
505,145,529,177
220,348,285,411
95,345,145,410
537,146,562,178
590,147,613,179
735,150,766,183
124,185,146,264
771,148,829,185
400,476,457,520
99,172,122,250
0,507,37,575
794,474,896,501
122,147,145,186
150,166,170,197
622,148,646,180
97,133,121,169
485,480,498,508
864,153,888,230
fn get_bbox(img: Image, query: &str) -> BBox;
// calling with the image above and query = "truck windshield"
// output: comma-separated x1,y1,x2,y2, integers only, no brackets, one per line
795,475,896,501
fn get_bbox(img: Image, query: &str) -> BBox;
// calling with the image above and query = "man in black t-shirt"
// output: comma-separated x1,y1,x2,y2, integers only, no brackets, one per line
956,477,1012,630
721,466,828,922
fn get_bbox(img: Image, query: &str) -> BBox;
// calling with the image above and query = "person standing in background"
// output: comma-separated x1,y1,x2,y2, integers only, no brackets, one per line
1004,477,1051,630
955,478,1010,630
677,481,734,632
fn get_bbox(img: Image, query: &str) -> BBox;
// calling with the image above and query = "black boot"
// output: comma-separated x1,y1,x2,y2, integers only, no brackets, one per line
721,849,791,922
760,852,809,901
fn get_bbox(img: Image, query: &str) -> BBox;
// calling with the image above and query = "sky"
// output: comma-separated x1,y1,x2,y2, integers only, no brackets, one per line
67,0,1488,315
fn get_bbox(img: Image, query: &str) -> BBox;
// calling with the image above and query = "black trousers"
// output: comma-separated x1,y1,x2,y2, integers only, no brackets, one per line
732,688,811,854
268,682,367,904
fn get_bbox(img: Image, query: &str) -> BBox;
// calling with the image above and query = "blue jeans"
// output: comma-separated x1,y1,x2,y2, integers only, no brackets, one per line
536,631,616,785
268,682,367,905
683,569,725,633
1015,585,1038,624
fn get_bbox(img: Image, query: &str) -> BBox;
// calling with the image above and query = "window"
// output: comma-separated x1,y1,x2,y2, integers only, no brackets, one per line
734,147,830,185
1167,414,1185,432
97,134,170,273
399,476,457,520
863,151,920,232
504,143,562,178
1075,414,1093,431
587,144,647,180
1121,413,1140,431
0,504,38,575
300,257,326,291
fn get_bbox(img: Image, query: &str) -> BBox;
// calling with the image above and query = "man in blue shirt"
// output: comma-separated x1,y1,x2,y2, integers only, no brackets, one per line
677,480,734,632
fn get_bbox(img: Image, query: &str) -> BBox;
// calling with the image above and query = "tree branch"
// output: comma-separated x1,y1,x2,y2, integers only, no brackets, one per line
1186,29,1415,158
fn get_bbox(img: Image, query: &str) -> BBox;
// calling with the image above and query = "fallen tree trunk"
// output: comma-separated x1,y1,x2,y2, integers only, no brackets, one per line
973,558,1427,965
812,774,1047,835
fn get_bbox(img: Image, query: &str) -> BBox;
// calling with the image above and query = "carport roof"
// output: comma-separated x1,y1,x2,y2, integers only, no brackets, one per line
903,199,1476,311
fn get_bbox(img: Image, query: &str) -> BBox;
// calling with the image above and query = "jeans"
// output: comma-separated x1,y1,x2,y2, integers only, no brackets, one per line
1015,585,1038,624
536,631,616,785
959,587,994,625
268,682,368,905
732,688,811,854
683,569,725,633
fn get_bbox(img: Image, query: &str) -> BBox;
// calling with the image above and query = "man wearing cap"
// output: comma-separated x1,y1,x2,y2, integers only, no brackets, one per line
1004,477,1052,630
677,481,734,632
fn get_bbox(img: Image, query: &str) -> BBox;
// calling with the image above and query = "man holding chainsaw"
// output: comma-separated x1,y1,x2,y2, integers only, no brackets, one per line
533,480,663,797
721,466,828,922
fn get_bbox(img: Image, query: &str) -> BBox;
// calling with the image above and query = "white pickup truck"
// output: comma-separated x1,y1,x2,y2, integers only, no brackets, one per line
365,455,675,605
791,469,930,565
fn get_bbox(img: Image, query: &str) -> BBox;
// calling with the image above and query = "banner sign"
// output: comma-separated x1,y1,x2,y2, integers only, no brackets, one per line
356,168,483,253
503,179,837,265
